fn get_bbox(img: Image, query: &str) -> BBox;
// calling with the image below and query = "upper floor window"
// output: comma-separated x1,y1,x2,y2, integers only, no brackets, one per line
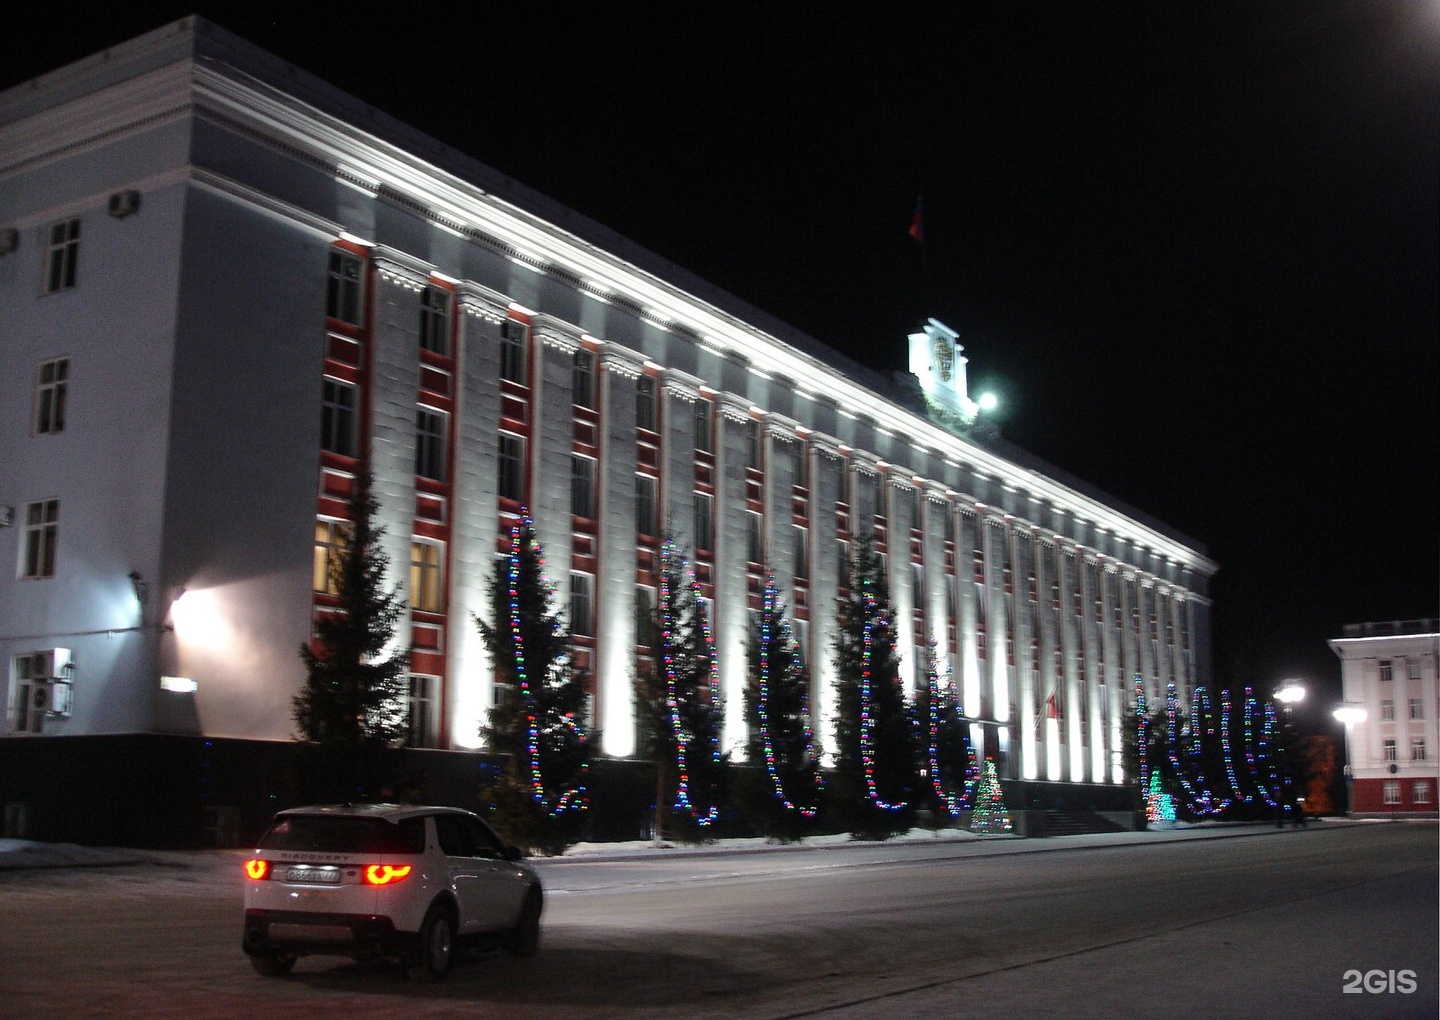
22,500,59,579
1383,738,1398,762
635,474,657,536
44,219,80,293
694,400,712,453
745,421,761,470
636,376,656,431
1410,698,1424,721
326,249,363,325
320,378,356,456
500,321,527,384
419,286,451,355
1412,738,1427,762
409,540,444,613
693,491,713,550
573,349,596,409
794,525,809,581
497,434,524,502
313,519,350,594
571,456,596,518
34,358,69,435
746,510,763,564
1381,699,1395,722
1407,658,1422,682
570,573,594,637
1379,659,1393,683
415,408,447,481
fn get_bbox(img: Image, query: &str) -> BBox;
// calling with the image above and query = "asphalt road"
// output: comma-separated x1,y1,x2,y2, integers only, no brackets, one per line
0,823,1433,1019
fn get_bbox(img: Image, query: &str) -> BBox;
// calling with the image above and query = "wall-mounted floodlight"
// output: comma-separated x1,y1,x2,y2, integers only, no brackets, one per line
160,676,198,693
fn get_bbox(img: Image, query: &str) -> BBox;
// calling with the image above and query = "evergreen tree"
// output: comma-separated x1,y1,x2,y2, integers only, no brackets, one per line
831,535,916,838
969,757,1012,833
739,575,822,841
478,516,590,855
633,537,725,843
912,642,974,826
294,471,410,800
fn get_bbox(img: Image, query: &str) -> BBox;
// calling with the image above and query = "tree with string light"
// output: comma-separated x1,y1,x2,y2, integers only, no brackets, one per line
294,470,410,802
477,516,590,855
739,575,823,842
633,536,725,843
831,535,916,839
911,642,975,828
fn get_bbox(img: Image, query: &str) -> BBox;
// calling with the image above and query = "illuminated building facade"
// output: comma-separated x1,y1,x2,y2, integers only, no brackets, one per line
0,18,1214,828
1329,621,1439,817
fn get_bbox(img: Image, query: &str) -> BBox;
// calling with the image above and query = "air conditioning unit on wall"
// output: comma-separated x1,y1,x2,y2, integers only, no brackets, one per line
107,189,140,218
34,647,71,679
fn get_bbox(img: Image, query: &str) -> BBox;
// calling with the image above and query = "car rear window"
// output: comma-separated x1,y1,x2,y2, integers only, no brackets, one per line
258,815,425,854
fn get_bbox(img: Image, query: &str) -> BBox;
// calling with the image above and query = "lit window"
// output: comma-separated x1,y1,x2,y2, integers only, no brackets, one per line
636,376,656,431
1410,698,1424,721
573,349,595,409
497,434,524,502
34,358,68,435
415,408,447,481
570,573,593,637
635,475,657,536
571,456,596,518
693,492,713,551
410,540,444,613
1384,739,1398,762
44,219,80,293
326,249,363,325
407,674,439,748
21,500,58,579
1383,781,1401,806
320,379,356,456
313,519,350,594
694,400,712,453
1379,659,1393,683
500,321,527,384
419,286,451,355
1412,738,1427,762
1381,699,1395,722
1415,782,1432,805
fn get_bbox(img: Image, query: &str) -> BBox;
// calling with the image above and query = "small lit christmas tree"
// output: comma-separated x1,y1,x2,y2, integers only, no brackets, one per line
1146,770,1176,823
968,757,1012,834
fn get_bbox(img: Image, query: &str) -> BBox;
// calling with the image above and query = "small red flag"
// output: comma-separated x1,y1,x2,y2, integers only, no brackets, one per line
908,195,924,243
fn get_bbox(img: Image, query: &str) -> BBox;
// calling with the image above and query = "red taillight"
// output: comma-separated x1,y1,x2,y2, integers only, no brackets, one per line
245,859,269,881
364,864,412,886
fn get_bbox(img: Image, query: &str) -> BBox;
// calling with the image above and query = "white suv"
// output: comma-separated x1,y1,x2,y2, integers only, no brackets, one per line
242,804,543,980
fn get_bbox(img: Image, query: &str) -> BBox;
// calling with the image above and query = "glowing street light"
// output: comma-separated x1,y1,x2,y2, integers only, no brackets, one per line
1274,681,1306,705
1332,703,1368,816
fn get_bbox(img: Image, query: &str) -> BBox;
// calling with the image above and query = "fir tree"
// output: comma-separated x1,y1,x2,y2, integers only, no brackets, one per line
739,575,822,841
478,516,590,855
912,643,974,826
969,757,1012,833
831,535,916,838
294,471,410,801
633,537,725,843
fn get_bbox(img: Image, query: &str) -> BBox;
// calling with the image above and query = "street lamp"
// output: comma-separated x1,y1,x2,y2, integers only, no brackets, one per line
1333,704,1368,816
1273,681,1306,825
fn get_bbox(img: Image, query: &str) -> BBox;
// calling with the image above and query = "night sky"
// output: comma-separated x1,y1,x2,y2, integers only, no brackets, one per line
5,4,1436,729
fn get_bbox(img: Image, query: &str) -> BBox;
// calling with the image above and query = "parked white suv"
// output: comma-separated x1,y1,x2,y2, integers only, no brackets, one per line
242,804,543,980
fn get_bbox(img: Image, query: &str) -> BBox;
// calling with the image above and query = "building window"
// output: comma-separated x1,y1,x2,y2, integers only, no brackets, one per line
1415,782,1432,805
1410,698,1424,721
313,519,349,593
1411,738,1427,762
419,286,451,355
635,475,657,536
794,525,808,581
573,349,596,409
326,249,363,325
44,218,80,293
571,456,596,518
571,573,594,637
746,510,763,564
693,492,713,550
500,321,527,384
635,586,656,649
636,376,656,431
838,539,850,586
33,358,69,435
1407,658,1421,682
410,540,444,613
1381,699,1395,722
415,408,447,481
791,441,806,487
1384,739,1398,762
745,421,761,470
694,400,712,453
21,500,59,579
1383,781,1401,806
320,379,356,456
407,674,439,748
498,434,524,501
1379,659,1393,683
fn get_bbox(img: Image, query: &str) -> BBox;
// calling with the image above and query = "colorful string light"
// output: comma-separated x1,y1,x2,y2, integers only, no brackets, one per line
658,538,720,826
755,575,822,817
969,757,1011,833
858,582,906,812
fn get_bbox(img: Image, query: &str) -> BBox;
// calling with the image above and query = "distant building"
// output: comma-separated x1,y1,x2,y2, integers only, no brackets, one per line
1329,620,1439,817
0,18,1215,836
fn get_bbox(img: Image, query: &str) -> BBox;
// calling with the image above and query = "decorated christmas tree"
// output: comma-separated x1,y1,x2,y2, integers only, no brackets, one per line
1146,770,1177,823
968,757,1012,834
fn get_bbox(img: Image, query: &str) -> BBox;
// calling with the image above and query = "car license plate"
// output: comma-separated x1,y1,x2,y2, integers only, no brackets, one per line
284,866,341,884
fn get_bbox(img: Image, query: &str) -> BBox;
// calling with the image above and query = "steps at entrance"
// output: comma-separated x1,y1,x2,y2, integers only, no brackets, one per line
1043,810,1130,837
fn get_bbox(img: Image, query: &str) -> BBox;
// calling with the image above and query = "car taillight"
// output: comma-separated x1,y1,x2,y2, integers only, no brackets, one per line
245,859,270,881
364,864,412,886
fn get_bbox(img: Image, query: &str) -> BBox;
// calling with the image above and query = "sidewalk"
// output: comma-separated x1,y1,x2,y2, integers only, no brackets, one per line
1,816,1364,872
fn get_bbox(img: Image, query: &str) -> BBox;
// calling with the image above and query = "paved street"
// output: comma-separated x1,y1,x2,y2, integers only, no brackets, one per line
0,822,1433,1019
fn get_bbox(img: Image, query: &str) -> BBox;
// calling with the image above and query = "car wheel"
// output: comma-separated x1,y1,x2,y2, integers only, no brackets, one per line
502,887,542,958
407,905,455,982
249,951,297,977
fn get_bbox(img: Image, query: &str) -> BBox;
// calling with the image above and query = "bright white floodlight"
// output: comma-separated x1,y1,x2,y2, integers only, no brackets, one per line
1274,682,1306,705
1333,705,1367,725
977,392,998,412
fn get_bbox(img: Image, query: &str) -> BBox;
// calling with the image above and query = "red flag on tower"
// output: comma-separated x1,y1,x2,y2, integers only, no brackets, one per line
908,195,924,243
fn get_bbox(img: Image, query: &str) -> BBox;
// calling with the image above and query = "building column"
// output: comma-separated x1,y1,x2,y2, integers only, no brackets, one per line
714,392,752,758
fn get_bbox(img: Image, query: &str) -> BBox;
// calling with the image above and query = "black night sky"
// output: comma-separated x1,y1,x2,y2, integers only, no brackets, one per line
5,3,1436,729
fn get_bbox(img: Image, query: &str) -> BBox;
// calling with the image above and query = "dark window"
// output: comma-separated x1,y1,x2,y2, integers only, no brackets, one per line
415,408,447,480
573,349,596,408
44,219,80,293
498,434,524,501
258,814,425,854
419,286,450,355
636,474,657,536
22,500,59,579
636,376,656,431
571,456,596,518
694,400,712,453
34,358,68,435
320,379,356,455
500,321,527,384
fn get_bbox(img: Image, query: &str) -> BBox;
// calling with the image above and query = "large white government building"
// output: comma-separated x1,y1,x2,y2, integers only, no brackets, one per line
0,18,1215,835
